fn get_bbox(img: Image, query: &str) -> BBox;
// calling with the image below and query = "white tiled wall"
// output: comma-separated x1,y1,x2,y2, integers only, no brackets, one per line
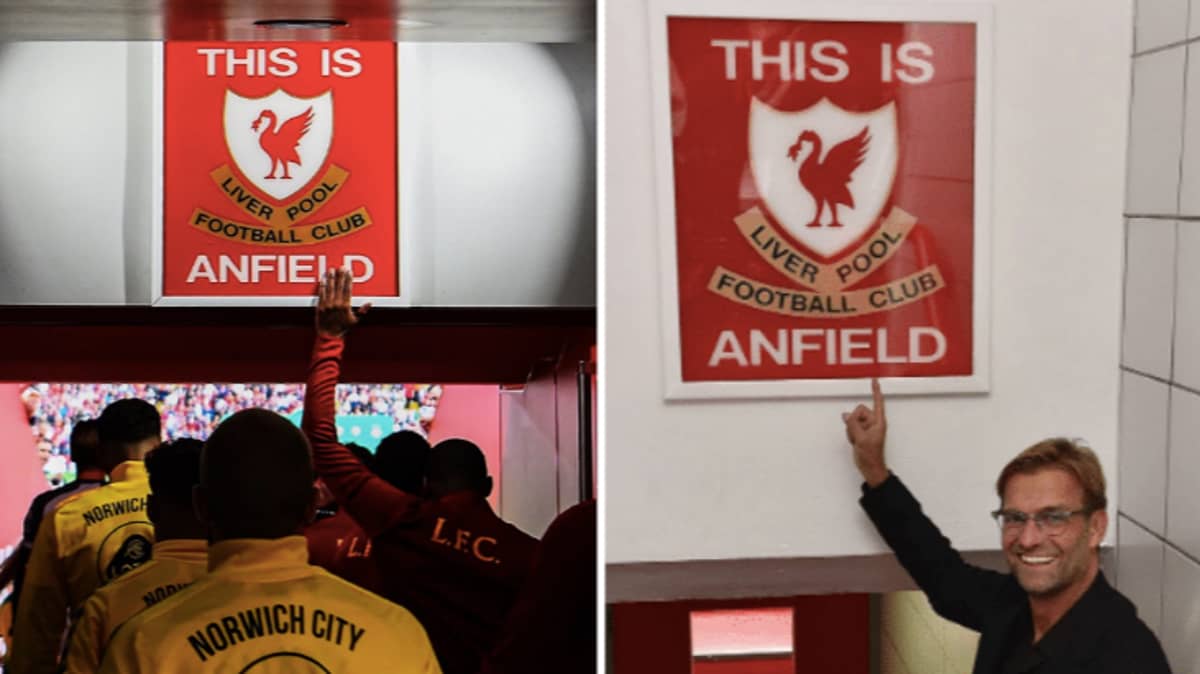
1123,220,1177,378
1137,0,1189,52
1163,547,1200,669
1118,372,1169,534
1121,1,1200,670
1126,48,1186,215
1174,224,1200,387
1168,390,1200,559
1117,515,1166,635
1181,45,1200,214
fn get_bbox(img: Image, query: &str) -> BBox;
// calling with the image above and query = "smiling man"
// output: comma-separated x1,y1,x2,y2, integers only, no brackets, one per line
844,380,1169,673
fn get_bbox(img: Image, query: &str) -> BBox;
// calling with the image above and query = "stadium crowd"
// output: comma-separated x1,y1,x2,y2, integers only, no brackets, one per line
21,382,443,480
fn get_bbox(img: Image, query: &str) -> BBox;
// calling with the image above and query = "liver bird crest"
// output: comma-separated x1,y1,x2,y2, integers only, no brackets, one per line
786,127,870,228
251,106,314,180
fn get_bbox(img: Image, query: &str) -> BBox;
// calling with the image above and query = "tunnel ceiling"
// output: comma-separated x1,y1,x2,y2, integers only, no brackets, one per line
0,0,595,42
0,306,595,385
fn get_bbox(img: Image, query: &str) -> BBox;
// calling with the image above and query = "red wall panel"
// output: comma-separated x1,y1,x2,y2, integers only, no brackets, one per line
429,384,501,511
693,657,793,674
0,384,47,548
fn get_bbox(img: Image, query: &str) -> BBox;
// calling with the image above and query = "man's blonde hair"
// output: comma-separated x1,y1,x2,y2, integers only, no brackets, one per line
995,438,1107,512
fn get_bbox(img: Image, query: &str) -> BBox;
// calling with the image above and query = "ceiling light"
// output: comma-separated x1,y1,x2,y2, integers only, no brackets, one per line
254,19,348,29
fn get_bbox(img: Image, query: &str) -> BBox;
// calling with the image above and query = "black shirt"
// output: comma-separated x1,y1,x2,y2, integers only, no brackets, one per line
860,474,1171,674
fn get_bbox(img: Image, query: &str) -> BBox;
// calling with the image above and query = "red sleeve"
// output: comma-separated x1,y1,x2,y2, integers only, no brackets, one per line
303,333,421,537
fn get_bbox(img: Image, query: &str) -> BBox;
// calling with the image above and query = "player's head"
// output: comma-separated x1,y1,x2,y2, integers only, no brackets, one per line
145,438,205,540
344,442,374,470
69,419,101,470
36,437,52,465
426,438,491,499
97,399,162,471
197,409,315,541
374,430,430,494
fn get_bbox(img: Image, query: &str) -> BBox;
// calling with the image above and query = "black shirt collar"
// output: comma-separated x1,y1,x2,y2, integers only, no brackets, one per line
1023,571,1120,666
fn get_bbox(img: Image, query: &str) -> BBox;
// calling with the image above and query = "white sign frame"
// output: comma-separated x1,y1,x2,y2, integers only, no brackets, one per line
648,0,993,399
150,43,412,307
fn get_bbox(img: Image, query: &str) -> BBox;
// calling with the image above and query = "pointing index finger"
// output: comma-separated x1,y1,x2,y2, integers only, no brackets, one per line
871,377,885,420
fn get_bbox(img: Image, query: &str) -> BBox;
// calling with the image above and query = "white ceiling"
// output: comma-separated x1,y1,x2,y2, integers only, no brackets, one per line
0,0,595,42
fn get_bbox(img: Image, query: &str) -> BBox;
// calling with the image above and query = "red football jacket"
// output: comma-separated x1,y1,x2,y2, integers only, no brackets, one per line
303,333,537,674
304,508,380,594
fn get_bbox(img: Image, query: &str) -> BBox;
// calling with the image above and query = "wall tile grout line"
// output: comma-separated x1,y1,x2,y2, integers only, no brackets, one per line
1118,365,1200,398
1119,16,1137,600
1178,42,1191,217
1165,221,1179,541
1119,365,1171,386
1160,381,1173,637
1159,508,1167,644
1119,511,1200,567
1133,34,1200,58
1124,213,1199,220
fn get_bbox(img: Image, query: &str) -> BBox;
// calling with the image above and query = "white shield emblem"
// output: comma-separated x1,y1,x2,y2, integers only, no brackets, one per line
749,97,898,259
224,89,334,202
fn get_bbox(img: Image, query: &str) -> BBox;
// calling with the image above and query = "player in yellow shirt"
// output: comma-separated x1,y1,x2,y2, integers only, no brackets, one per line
65,438,208,674
10,399,160,674
98,409,442,673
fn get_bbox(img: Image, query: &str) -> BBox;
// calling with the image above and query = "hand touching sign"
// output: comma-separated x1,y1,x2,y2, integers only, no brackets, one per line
316,269,371,338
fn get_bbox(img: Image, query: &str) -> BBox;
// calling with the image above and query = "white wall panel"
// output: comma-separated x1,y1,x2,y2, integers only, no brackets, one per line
0,43,129,304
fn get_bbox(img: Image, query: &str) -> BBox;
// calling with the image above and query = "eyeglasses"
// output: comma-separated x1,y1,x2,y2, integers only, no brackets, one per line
990,508,1090,535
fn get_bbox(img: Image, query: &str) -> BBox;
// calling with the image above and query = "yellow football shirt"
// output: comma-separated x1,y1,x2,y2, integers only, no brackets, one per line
10,461,153,674
64,539,207,674
97,536,441,674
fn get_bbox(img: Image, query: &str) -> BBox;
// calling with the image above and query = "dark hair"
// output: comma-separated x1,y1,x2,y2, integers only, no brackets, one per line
374,431,430,494
201,409,314,539
69,419,101,469
145,438,204,509
427,438,488,496
97,399,161,448
344,443,375,470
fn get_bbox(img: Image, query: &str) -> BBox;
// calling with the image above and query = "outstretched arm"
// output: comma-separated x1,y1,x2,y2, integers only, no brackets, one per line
846,379,1011,631
302,269,420,537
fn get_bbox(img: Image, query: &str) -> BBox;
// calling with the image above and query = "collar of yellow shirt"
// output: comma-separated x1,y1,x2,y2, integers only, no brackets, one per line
207,536,317,581
109,460,148,483
150,539,208,563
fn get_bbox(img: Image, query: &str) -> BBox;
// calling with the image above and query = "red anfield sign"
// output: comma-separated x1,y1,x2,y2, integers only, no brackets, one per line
156,42,399,304
650,4,991,398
